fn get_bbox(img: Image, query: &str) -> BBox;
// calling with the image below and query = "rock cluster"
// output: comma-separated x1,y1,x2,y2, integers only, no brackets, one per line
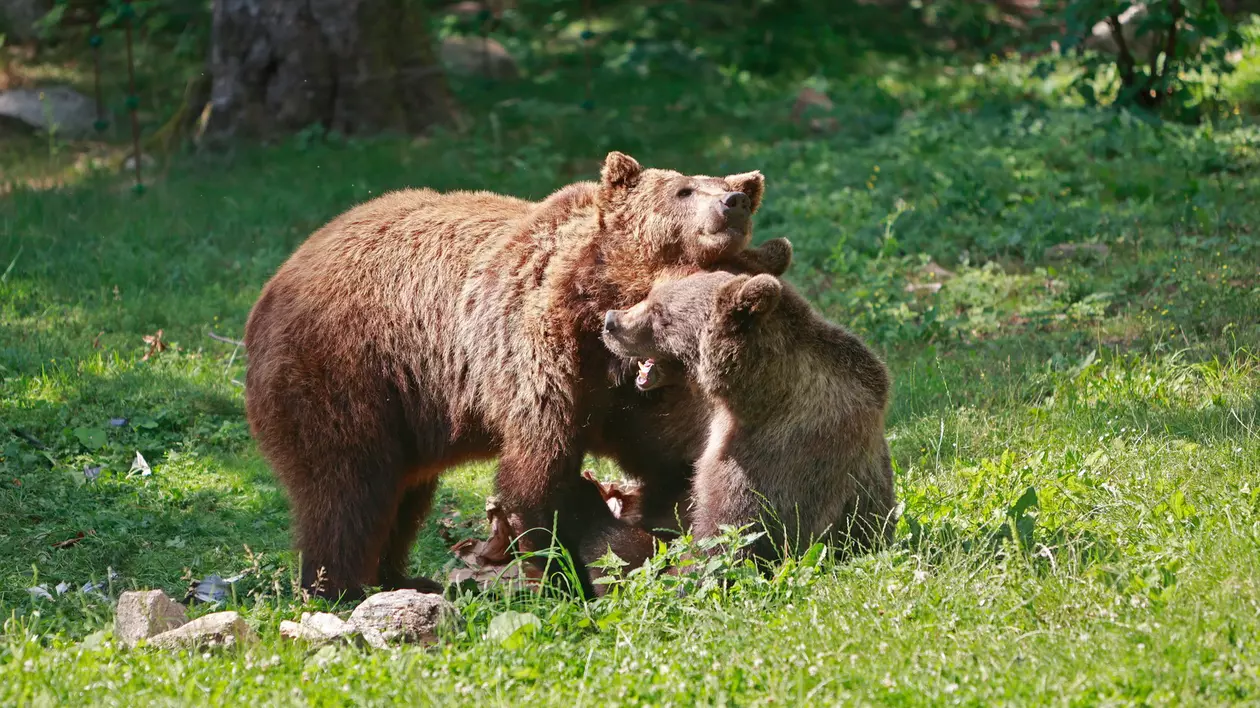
113,588,459,650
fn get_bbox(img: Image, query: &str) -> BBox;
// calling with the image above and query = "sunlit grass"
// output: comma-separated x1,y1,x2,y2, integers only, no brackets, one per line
2,44,1260,704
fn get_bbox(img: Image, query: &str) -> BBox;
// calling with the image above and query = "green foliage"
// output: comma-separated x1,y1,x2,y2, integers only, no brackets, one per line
2,11,1260,704
1046,0,1248,119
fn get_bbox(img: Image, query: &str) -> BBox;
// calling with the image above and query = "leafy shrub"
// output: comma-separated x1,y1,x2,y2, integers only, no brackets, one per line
1046,0,1249,119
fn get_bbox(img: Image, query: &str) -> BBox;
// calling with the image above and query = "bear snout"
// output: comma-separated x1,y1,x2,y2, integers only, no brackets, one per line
721,191,750,211
710,192,750,234
603,310,621,333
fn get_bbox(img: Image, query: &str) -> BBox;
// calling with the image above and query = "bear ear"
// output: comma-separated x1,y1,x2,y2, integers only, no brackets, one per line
601,151,643,190
730,273,782,322
725,170,765,214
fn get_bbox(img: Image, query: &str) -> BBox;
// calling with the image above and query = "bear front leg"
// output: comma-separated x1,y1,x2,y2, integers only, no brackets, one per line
378,480,445,594
690,459,780,566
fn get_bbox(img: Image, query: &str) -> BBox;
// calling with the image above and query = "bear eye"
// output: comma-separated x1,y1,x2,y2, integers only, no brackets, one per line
675,188,693,199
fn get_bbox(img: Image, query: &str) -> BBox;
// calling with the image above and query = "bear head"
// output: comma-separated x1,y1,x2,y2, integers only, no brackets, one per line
601,271,783,390
597,151,765,266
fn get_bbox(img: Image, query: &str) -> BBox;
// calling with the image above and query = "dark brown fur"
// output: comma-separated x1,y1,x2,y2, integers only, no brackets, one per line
589,237,794,541
602,271,896,564
244,151,775,599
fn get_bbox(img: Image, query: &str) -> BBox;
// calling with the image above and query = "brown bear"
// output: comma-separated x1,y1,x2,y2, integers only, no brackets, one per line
601,270,897,565
244,150,785,599
589,237,794,542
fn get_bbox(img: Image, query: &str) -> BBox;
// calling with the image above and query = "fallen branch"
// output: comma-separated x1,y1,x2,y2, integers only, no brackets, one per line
207,332,245,347
9,427,47,449
1145,0,1183,100
1108,12,1137,89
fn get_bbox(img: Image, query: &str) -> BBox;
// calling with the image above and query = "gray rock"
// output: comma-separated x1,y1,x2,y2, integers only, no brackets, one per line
348,590,460,647
440,36,518,80
147,610,255,650
0,86,101,137
115,590,189,648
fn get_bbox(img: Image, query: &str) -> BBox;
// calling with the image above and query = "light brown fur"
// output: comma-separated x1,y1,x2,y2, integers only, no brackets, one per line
244,151,774,598
602,271,896,564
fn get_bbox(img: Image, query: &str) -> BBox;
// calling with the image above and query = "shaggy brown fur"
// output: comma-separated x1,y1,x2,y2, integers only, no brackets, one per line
589,237,794,541
602,270,896,564
244,151,777,599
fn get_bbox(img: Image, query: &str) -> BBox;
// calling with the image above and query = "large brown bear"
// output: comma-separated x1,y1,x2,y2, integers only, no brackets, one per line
601,270,897,564
244,151,784,599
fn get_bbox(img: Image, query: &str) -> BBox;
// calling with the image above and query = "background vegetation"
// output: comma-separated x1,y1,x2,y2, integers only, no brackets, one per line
2,0,1259,703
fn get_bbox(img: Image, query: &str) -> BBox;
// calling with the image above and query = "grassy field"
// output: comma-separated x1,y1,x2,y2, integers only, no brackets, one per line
3,34,1260,704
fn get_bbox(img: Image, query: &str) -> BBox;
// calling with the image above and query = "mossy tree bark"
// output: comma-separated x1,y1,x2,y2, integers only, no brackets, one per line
205,0,455,140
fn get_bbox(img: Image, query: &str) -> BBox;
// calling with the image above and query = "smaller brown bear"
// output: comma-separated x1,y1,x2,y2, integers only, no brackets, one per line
601,271,897,563
590,236,795,541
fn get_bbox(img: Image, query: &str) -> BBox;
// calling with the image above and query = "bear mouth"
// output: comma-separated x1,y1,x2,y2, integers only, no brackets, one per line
634,359,656,390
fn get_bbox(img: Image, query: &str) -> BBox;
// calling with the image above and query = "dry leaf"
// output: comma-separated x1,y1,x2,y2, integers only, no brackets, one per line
581,469,644,523
446,471,647,592
922,261,956,280
52,530,92,549
141,329,167,361
445,497,541,592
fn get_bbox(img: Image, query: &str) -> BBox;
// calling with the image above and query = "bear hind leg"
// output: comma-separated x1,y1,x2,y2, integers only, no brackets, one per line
288,462,407,601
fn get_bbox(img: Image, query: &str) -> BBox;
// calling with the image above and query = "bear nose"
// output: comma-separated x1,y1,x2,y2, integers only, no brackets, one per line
721,191,750,211
603,311,619,333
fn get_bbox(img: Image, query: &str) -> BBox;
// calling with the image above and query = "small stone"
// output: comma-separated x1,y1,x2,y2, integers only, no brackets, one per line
279,620,328,644
348,590,461,647
147,611,255,650
115,590,189,648
122,153,155,172
905,282,944,295
279,612,354,645
439,36,519,80
302,612,352,638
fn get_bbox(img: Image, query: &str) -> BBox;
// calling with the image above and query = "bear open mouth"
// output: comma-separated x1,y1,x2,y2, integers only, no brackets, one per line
635,359,655,389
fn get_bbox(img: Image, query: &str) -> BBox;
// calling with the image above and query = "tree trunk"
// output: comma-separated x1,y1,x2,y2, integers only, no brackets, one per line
205,0,455,140
0,0,51,41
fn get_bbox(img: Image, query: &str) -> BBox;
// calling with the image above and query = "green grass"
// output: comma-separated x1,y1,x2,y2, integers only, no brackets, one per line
3,46,1260,704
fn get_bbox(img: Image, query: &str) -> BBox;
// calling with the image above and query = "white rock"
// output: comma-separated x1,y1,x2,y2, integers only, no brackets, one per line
280,620,328,643
122,153,156,172
348,590,460,647
0,86,100,137
279,612,354,645
115,590,189,648
440,36,519,80
302,611,353,638
147,610,255,650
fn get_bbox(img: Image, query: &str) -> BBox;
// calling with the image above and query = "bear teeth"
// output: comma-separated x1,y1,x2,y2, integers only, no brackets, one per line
635,359,655,387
